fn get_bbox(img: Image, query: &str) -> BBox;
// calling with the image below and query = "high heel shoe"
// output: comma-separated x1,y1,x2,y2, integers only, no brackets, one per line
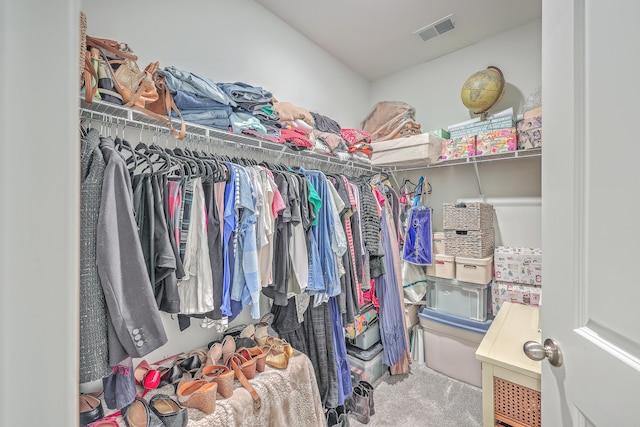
140,368,161,398
225,352,256,380
133,360,152,386
158,364,183,390
201,365,235,399
225,353,261,410
221,335,236,362
206,342,223,366
176,379,217,414
177,354,201,374
240,346,267,373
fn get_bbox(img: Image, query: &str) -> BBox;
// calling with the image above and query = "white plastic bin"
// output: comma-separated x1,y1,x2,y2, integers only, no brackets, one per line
435,254,455,279
425,276,490,321
455,256,493,285
419,308,491,387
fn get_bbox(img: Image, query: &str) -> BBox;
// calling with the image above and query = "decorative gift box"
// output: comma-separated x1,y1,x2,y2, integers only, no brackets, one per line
477,127,517,155
442,135,476,160
494,246,542,285
491,281,542,316
517,115,542,150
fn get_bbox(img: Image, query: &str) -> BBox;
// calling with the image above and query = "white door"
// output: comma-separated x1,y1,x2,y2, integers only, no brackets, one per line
541,1,640,425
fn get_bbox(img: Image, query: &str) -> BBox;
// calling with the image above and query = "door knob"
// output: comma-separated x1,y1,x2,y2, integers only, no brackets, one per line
523,338,563,367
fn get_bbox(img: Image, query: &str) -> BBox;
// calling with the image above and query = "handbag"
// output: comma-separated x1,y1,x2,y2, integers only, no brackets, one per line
83,35,185,139
85,35,157,108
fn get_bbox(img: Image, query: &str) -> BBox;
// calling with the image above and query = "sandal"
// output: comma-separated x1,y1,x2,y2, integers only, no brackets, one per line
202,365,235,398
259,344,290,370
240,346,267,373
177,379,217,414
225,353,261,411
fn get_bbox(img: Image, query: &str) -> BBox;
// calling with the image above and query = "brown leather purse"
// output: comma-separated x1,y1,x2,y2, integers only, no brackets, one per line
83,35,185,139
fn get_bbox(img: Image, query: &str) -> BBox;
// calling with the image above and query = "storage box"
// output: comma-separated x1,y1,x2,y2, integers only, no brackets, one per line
425,276,490,321
442,135,475,160
443,202,494,230
405,303,420,327
517,115,542,150
419,308,492,387
371,133,445,167
433,232,445,254
494,246,542,285
491,281,542,316
346,341,383,362
435,254,455,279
429,128,450,139
445,229,495,258
455,256,493,285
448,115,515,139
348,350,386,385
350,319,381,350
477,127,517,155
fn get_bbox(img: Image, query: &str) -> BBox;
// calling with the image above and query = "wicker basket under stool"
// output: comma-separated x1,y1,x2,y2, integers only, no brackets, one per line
494,377,541,427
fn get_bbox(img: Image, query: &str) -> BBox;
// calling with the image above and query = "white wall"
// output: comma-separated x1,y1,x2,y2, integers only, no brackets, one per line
370,19,542,130
1,1,80,425
81,0,371,129
371,20,542,246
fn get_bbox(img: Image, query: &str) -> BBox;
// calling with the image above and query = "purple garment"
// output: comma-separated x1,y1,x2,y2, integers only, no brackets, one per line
375,207,409,367
330,297,353,406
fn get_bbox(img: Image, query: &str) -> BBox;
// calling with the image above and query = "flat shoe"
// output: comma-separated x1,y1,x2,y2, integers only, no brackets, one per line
79,394,104,427
149,394,188,427
122,396,164,427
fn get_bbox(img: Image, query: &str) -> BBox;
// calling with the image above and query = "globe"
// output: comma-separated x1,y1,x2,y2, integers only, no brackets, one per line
461,66,505,119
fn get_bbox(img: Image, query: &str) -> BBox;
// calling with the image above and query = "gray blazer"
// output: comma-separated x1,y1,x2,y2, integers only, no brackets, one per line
98,137,167,365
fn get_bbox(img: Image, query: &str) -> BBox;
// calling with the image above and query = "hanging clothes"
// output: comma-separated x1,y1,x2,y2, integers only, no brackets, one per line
79,128,111,383
96,137,168,366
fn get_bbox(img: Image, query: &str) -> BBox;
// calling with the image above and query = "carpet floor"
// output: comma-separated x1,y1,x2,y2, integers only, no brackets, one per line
348,362,483,427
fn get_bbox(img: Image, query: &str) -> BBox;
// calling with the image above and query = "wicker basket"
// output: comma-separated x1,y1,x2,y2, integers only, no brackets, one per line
443,202,494,230
444,229,495,258
494,377,541,427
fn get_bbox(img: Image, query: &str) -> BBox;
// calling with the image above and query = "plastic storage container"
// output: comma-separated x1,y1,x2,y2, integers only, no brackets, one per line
419,308,492,387
350,319,381,350
433,232,445,254
348,350,386,385
455,256,493,285
425,276,490,321
435,254,455,279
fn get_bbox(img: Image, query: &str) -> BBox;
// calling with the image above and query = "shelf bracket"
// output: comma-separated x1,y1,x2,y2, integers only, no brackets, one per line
472,159,485,200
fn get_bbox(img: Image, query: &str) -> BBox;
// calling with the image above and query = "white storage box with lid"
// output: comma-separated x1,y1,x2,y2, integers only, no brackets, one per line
348,350,386,385
426,232,446,276
425,276,490,321
434,254,455,279
455,256,493,285
371,133,445,167
419,308,492,387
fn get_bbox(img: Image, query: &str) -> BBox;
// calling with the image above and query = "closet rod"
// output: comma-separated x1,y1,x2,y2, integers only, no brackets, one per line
79,99,379,176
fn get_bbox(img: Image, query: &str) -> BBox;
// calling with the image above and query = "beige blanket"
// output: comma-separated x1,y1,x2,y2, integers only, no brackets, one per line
144,351,325,427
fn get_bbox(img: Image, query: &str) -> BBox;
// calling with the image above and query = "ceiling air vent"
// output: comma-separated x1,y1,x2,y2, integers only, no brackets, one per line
414,14,455,42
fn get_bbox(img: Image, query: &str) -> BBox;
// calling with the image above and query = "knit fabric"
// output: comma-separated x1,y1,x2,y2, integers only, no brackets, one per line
79,128,111,383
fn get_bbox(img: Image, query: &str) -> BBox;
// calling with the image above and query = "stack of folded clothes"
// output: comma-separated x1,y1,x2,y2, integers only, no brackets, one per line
360,101,422,142
160,66,236,131
218,82,280,135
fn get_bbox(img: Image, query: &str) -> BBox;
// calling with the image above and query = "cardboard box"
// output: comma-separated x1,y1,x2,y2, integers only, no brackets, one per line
442,135,476,160
477,127,517,155
491,281,542,316
517,115,542,150
494,246,542,285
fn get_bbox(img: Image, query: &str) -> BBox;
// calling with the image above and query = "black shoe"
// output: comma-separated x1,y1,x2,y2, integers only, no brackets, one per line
149,394,188,427
122,396,164,427
79,394,104,427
